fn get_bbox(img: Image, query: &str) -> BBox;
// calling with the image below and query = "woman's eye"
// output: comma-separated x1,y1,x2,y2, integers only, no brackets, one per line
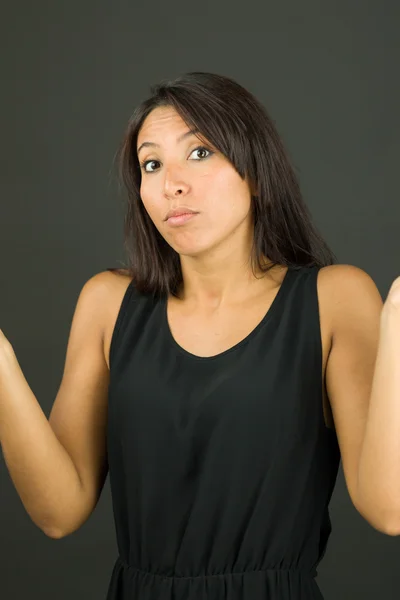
142,159,160,173
140,146,213,173
189,146,212,160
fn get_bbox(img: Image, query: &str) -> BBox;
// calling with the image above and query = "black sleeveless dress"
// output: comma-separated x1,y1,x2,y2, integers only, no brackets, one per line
105,265,341,599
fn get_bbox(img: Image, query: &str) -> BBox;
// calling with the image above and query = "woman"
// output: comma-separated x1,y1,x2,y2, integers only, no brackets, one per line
0,72,399,600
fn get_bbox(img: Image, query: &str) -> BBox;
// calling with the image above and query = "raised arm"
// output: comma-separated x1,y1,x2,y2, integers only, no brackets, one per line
0,272,113,538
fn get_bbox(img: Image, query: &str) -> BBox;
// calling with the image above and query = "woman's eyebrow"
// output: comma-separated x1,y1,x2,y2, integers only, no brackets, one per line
137,128,200,156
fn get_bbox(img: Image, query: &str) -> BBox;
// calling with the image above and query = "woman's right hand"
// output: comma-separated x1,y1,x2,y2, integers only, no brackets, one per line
0,329,14,360
381,275,400,329
384,276,400,312
0,328,17,371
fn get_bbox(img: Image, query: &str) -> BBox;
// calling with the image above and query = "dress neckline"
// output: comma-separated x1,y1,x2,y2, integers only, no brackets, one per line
161,266,294,362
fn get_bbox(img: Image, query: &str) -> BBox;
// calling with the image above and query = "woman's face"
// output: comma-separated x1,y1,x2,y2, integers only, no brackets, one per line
137,106,254,258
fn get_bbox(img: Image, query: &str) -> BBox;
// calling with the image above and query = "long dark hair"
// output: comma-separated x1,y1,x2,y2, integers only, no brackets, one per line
114,72,337,297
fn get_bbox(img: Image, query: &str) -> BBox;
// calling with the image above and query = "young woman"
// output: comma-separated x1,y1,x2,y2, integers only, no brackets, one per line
1,72,399,600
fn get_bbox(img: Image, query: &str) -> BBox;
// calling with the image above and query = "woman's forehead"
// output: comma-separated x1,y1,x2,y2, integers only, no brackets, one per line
137,107,205,153
139,107,186,138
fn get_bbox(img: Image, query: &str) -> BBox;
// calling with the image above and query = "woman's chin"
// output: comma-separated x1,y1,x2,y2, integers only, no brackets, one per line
167,235,210,258
174,246,206,258
170,240,212,259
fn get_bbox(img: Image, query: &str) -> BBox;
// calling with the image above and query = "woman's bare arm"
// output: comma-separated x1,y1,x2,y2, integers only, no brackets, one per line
0,272,112,538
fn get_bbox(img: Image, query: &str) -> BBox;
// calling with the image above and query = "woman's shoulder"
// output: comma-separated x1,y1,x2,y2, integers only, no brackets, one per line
81,268,134,298
94,268,135,308
84,268,135,369
105,266,134,280
317,263,379,295
317,263,382,332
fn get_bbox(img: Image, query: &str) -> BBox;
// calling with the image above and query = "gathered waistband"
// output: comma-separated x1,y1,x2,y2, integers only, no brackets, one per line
115,556,318,580
106,555,323,600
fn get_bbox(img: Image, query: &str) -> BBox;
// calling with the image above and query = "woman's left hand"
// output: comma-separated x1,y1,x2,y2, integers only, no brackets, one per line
382,275,400,318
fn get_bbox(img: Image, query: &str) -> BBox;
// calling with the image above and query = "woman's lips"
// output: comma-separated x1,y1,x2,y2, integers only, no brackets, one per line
166,212,199,226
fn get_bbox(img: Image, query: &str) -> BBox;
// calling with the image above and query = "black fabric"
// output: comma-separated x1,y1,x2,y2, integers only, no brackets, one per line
105,265,341,599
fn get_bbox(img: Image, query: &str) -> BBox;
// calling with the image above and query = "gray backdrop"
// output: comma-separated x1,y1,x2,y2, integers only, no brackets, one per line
1,1,399,598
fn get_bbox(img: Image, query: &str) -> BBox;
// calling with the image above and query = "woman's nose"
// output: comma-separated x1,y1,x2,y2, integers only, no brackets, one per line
163,168,190,197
